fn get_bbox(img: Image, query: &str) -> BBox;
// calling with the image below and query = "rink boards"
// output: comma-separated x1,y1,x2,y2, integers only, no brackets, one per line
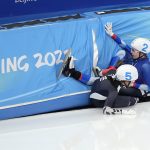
1,0,150,24
1,8,150,119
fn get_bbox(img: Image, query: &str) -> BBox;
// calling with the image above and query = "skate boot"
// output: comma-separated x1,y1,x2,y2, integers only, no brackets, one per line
62,56,75,77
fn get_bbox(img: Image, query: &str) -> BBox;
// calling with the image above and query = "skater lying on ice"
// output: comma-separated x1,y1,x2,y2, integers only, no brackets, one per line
62,56,139,115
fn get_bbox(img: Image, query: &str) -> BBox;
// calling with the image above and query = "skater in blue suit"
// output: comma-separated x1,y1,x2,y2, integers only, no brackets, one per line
100,22,150,100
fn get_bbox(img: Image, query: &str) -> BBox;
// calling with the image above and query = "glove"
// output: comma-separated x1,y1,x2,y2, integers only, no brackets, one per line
103,106,136,115
105,22,114,36
103,106,122,115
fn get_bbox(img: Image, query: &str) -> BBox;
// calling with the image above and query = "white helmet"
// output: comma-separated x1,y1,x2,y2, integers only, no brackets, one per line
131,37,150,54
116,64,138,81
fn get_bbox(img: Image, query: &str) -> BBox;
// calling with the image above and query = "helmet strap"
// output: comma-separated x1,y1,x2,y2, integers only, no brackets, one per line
138,52,147,59
133,52,146,61
121,81,131,88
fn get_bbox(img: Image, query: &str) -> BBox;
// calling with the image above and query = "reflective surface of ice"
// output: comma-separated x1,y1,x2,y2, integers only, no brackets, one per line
0,102,150,150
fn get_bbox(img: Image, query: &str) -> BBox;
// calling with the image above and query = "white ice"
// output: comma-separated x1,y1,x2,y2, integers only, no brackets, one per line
0,102,150,150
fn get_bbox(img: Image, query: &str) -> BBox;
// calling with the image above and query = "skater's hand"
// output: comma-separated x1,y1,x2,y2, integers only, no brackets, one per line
105,22,114,36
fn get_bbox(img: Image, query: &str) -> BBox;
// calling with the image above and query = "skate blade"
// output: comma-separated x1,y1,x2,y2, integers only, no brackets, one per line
58,49,72,79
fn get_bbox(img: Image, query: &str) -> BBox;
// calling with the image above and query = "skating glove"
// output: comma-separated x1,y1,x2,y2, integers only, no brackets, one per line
105,22,114,37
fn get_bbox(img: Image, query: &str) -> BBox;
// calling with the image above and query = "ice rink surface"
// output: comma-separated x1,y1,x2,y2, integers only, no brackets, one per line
0,102,150,150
